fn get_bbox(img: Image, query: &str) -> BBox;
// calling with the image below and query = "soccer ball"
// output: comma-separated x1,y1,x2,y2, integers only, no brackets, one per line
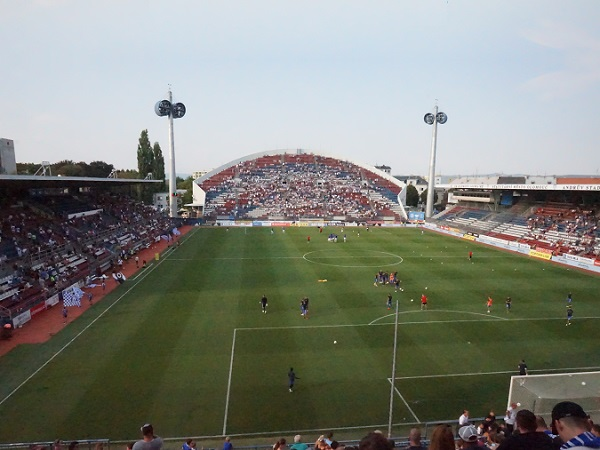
411,299,414,302
517,402,521,407
333,340,337,344
582,381,587,386
425,287,428,290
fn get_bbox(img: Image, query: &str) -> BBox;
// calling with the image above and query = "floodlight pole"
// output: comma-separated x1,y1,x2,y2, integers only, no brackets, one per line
423,106,447,219
167,89,177,219
155,87,186,218
388,299,400,438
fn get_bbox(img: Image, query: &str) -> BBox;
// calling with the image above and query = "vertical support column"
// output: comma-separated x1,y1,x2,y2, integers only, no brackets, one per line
168,89,177,218
426,106,438,219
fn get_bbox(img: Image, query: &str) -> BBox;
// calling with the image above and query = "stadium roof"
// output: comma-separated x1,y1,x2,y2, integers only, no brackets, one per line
0,174,161,189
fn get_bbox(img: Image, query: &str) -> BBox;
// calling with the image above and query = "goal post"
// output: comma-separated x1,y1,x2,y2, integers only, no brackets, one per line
507,371,600,423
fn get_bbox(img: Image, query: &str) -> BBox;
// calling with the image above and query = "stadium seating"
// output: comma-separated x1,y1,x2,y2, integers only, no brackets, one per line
0,192,181,320
199,154,404,221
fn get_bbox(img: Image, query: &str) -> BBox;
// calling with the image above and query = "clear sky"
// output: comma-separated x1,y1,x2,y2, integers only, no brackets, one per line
2,0,599,177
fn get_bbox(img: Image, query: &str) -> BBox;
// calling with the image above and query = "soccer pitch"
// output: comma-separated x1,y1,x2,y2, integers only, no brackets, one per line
0,226,599,443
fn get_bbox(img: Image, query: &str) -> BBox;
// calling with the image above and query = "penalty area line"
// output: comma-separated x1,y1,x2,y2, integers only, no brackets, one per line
388,378,420,423
395,365,600,380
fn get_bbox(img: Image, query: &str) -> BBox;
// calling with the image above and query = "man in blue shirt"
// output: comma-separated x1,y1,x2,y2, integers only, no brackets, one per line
551,401,600,449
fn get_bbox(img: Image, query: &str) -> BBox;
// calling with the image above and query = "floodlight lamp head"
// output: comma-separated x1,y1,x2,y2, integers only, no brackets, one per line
424,113,435,125
172,102,186,119
436,112,448,124
155,100,172,117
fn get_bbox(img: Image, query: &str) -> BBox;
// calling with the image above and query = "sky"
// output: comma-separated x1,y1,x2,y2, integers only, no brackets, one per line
1,0,600,177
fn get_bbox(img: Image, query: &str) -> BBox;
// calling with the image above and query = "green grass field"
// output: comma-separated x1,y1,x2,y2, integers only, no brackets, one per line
0,226,599,444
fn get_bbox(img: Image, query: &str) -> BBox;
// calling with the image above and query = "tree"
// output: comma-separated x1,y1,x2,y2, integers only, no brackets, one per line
152,142,166,189
405,184,420,207
54,160,84,177
177,176,194,206
16,163,40,175
88,161,114,178
137,130,154,179
420,188,438,205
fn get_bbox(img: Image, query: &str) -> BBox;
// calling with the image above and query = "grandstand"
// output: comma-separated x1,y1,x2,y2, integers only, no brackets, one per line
192,149,408,223
434,175,600,261
0,174,182,327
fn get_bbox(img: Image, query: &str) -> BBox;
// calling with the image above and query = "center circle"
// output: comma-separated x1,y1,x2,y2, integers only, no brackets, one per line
303,250,403,268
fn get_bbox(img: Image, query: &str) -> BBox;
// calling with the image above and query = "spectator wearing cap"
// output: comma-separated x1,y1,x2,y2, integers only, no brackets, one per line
290,435,308,450
551,401,600,449
132,424,163,450
458,425,483,448
497,409,554,450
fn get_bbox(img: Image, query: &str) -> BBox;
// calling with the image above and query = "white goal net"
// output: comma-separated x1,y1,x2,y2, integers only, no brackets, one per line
508,371,600,423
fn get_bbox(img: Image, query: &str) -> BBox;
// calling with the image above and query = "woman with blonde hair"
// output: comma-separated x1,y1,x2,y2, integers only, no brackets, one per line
428,424,456,450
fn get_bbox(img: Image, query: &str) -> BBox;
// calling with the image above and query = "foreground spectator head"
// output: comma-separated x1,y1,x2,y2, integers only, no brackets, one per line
358,432,393,450
458,425,480,447
408,427,421,446
141,424,154,438
516,409,537,433
551,401,590,442
132,423,163,450
428,424,455,450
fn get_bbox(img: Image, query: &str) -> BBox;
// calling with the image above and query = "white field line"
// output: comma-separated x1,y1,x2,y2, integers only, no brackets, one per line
223,328,237,435
388,378,420,423
395,366,600,380
236,314,600,332
0,246,175,407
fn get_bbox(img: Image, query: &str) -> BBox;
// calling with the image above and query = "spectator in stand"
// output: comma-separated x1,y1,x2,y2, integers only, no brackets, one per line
290,436,308,450
535,415,562,449
358,432,393,450
428,424,456,450
182,440,194,450
504,403,518,435
459,409,471,428
273,439,287,450
406,428,425,450
592,424,600,438
551,401,600,449
457,425,482,449
222,437,233,450
497,409,554,450
132,424,163,450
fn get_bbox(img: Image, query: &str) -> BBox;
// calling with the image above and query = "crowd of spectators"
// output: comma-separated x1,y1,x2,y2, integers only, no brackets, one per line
437,203,600,259
523,206,599,257
200,154,403,221
0,191,180,323
119,400,600,450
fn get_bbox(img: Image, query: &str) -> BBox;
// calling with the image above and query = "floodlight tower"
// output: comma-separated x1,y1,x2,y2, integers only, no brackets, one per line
423,106,447,218
155,87,186,218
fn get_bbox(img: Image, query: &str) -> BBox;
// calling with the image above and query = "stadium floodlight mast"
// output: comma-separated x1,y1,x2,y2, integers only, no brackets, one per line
155,87,186,218
423,105,447,219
